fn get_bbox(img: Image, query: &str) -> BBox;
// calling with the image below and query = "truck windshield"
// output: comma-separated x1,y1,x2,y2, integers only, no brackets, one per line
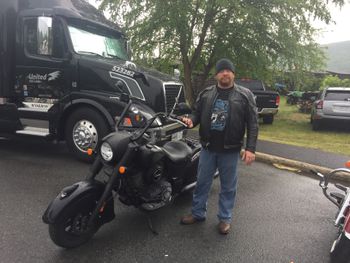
68,25,128,60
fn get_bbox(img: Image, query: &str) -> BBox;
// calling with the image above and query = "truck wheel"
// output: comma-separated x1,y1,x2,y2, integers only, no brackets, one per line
262,115,274,124
65,108,110,162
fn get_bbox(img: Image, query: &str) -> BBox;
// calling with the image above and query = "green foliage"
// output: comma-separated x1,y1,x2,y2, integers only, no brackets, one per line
98,0,345,103
321,75,350,89
275,71,323,91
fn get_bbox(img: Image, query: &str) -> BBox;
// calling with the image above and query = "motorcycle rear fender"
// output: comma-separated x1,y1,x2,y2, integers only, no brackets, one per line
42,180,114,224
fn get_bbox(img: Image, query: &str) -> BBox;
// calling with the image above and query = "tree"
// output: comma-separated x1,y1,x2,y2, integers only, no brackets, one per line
99,0,345,104
321,75,350,89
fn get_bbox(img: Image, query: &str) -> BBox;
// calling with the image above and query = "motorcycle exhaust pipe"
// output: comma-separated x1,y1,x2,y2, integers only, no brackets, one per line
181,182,197,193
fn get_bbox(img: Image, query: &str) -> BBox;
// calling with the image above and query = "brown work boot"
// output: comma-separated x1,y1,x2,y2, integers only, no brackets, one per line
218,221,231,235
180,214,205,225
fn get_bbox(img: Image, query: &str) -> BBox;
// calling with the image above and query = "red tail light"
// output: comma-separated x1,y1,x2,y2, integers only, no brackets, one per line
316,100,323,109
275,95,280,106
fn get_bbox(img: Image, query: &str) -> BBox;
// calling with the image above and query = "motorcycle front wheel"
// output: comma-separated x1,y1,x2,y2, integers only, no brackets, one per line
48,192,101,248
330,231,350,263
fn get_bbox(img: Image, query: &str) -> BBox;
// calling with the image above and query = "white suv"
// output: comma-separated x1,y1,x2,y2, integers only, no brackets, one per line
311,87,350,130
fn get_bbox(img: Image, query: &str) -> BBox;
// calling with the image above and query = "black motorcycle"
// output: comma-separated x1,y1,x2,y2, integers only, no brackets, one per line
42,94,200,248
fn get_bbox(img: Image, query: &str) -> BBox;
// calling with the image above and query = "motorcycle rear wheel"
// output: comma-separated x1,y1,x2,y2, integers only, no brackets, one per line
48,192,101,248
330,231,350,263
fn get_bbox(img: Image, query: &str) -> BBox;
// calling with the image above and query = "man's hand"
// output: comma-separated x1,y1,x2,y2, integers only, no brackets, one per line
180,116,194,128
242,150,255,165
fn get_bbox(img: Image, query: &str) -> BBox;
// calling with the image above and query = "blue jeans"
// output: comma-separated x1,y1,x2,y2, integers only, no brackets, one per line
191,148,239,223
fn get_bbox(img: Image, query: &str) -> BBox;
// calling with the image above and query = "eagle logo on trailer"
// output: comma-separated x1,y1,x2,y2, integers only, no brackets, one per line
27,71,61,83
48,71,60,81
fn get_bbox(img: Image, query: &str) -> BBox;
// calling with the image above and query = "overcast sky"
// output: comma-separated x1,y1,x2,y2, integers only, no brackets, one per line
89,0,350,45
313,1,350,44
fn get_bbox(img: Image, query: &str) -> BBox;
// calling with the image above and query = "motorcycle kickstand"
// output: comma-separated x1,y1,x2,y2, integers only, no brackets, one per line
142,211,159,235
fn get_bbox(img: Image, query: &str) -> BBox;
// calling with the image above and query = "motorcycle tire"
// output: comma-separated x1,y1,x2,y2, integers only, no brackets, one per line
330,232,350,263
48,192,101,248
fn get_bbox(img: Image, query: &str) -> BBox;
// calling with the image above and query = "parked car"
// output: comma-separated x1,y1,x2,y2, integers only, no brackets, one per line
235,79,280,124
310,87,350,130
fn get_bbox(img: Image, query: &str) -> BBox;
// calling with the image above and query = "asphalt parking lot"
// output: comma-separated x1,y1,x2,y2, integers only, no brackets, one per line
0,138,346,263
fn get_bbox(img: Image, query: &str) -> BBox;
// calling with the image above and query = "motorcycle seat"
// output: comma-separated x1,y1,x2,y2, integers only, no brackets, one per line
162,140,192,163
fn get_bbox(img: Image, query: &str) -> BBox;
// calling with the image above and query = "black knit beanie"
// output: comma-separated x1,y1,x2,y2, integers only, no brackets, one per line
215,58,235,74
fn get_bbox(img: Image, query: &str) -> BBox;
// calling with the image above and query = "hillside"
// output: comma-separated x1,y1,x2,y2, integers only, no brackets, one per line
322,40,350,74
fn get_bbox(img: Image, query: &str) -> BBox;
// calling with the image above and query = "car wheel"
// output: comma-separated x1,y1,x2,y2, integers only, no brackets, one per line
65,108,110,162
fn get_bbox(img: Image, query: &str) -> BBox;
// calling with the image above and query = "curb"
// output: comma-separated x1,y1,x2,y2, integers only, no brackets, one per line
254,151,350,182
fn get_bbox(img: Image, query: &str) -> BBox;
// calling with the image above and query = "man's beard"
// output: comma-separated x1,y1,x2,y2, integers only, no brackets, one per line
218,77,233,88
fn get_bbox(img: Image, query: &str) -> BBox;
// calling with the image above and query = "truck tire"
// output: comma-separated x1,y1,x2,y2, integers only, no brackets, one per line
65,108,110,162
262,114,274,124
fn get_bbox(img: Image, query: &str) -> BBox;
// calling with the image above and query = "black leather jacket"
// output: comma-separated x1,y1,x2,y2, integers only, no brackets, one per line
190,84,258,153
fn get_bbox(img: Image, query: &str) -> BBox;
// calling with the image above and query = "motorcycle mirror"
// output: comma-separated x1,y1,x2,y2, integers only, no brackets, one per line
345,160,350,168
120,93,130,103
115,81,128,94
176,102,192,115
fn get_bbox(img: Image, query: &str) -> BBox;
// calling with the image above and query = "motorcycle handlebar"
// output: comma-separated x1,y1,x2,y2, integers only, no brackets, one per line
130,112,188,142
313,168,350,208
168,114,188,128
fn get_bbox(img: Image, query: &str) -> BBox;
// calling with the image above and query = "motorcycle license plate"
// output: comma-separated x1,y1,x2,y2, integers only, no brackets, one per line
171,131,183,141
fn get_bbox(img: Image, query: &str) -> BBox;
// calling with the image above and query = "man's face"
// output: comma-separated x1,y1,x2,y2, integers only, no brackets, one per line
215,69,235,88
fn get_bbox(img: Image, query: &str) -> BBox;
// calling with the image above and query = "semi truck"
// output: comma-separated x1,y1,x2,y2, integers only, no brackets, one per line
0,0,185,161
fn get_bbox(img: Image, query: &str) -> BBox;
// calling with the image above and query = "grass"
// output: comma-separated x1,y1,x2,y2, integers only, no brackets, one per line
258,96,350,156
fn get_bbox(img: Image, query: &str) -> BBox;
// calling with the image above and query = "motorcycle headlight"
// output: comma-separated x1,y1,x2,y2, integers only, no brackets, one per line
100,142,113,161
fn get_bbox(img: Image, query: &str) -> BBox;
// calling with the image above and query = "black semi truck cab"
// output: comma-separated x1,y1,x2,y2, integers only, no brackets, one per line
0,0,185,161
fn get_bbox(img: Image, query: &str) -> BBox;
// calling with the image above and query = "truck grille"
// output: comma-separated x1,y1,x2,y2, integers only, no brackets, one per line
164,84,186,113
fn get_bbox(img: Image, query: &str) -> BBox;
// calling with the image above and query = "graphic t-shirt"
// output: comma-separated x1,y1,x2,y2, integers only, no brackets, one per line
208,86,233,152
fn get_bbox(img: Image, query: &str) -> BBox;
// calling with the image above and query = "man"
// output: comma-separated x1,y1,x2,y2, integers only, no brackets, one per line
180,58,258,235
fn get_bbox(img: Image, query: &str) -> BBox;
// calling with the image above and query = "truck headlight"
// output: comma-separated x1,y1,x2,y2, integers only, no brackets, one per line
100,142,113,161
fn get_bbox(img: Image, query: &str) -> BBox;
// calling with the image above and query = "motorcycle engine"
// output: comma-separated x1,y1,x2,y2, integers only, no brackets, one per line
145,162,164,184
125,162,171,210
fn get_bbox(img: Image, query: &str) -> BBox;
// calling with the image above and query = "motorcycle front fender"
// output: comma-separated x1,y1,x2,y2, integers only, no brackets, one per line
42,180,113,224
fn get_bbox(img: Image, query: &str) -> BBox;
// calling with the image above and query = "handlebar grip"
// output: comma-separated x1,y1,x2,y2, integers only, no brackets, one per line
168,114,189,127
